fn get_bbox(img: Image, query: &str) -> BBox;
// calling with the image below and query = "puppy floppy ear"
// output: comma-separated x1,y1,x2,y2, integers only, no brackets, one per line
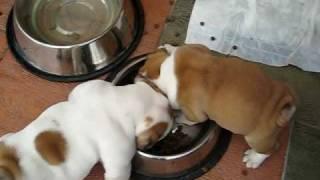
139,50,168,80
136,122,168,150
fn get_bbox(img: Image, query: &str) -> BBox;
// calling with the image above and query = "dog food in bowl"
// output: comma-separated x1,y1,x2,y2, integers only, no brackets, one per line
145,125,192,155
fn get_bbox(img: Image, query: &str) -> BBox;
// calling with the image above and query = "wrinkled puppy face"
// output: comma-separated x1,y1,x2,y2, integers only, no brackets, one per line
136,116,173,150
135,49,168,83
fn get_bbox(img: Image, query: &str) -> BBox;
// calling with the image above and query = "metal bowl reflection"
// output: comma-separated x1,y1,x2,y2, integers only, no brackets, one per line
7,0,144,81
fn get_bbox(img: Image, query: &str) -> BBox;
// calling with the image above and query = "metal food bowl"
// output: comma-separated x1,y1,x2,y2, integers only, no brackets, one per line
7,0,144,82
107,55,231,179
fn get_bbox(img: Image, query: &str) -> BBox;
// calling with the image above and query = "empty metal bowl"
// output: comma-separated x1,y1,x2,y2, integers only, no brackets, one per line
8,0,144,81
108,55,231,179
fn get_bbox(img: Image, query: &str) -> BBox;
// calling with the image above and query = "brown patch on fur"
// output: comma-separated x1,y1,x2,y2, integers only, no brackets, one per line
35,131,67,165
139,49,168,79
0,143,21,180
136,122,168,150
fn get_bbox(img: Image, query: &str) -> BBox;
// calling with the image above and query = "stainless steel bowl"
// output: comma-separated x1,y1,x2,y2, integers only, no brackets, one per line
9,0,143,80
109,56,231,179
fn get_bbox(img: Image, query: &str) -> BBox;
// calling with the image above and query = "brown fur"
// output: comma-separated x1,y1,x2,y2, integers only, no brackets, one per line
136,120,168,150
35,131,67,165
0,143,20,180
141,44,297,154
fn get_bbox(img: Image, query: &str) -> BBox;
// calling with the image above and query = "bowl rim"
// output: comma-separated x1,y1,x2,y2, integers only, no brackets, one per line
111,55,147,85
13,0,123,48
136,123,216,160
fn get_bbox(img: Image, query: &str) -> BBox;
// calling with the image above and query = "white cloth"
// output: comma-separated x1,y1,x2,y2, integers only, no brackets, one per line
186,0,320,72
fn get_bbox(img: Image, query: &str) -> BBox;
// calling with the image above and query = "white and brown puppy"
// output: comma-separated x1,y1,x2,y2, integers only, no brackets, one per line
137,44,297,168
0,80,173,180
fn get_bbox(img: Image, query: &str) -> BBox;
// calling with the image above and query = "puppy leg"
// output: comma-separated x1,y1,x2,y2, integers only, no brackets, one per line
180,104,207,124
243,135,278,168
99,140,134,180
178,88,208,124
175,112,199,126
102,158,131,180
104,164,131,180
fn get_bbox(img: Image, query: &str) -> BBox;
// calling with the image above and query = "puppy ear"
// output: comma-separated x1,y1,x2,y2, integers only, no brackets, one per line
277,103,296,127
0,167,14,180
139,51,168,80
136,122,168,150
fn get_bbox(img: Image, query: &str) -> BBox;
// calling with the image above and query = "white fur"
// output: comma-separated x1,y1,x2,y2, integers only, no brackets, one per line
160,44,177,54
283,105,296,121
152,45,196,127
0,80,172,180
154,45,179,109
242,149,270,168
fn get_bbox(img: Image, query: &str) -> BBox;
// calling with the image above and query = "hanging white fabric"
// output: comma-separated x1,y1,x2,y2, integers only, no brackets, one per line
186,0,320,72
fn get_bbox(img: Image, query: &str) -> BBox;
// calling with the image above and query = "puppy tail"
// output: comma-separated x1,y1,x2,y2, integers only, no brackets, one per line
277,83,298,127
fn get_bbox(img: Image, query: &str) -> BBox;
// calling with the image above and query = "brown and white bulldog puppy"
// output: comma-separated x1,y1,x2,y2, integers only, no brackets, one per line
136,44,297,168
0,80,173,180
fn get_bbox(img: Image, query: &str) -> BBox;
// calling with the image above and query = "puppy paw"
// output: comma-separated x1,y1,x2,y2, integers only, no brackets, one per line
242,149,270,168
175,113,199,126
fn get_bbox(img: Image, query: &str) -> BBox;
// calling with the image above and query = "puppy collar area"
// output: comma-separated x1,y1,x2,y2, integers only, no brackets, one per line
136,73,168,99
